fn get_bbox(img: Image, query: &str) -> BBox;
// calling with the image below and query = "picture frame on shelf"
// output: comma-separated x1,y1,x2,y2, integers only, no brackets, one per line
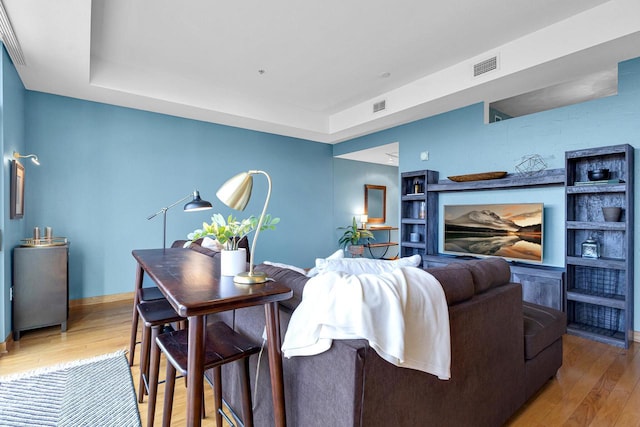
10,160,25,219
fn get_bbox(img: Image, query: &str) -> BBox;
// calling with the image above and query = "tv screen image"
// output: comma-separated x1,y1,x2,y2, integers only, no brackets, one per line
443,203,543,263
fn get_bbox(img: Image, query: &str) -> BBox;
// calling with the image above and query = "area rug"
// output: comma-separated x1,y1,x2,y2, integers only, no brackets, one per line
0,350,141,426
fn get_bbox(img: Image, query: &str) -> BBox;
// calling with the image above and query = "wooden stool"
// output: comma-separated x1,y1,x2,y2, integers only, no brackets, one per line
153,321,260,427
128,285,166,366
136,297,185,419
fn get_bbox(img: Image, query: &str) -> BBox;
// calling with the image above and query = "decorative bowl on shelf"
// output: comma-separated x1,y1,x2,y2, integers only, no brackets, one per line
447,171,507,182
602,207,622,222
587,168,610,181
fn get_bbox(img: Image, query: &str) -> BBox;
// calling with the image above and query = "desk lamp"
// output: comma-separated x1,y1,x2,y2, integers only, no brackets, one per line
216,170,271,284
147,190,212,249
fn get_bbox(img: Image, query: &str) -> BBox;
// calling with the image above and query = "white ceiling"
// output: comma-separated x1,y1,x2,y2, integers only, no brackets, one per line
336,142,399,167
2,0,640,155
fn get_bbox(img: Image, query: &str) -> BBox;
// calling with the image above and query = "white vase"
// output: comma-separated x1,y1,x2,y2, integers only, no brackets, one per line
221,248,247,276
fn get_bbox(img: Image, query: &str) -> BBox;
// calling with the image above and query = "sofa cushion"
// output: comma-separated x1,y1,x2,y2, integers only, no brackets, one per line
305,249,345,277
425,265,475,305
523,302,566,360
457,258,512,294
254,263,309,312
310,255,421,276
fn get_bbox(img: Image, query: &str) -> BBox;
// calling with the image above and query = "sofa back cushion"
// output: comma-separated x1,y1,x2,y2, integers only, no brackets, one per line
458,258,511,294
425,265,475,305
254,263,309,311
310,254,421,276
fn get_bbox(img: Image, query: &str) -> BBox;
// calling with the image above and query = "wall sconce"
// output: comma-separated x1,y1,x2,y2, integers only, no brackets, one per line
13,151,40,165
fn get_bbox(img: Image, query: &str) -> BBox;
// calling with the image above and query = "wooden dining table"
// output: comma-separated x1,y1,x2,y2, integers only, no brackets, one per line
132,248,293,427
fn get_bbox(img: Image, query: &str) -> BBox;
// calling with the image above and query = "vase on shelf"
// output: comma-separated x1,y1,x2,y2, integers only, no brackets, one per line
602,207,622,222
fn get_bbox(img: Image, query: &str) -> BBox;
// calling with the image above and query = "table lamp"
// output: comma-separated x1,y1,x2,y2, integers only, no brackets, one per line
216,170,271,284
147,190,212,249
360,214,368,229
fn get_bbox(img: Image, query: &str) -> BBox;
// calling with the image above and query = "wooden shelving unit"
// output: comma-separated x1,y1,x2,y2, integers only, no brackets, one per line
564,144,634,348
400,170,438,258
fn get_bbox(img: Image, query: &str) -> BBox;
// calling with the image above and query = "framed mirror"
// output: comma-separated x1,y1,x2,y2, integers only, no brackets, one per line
364,184,386,224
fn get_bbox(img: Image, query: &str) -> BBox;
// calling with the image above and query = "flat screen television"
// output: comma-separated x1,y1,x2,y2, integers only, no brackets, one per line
443,203,543,264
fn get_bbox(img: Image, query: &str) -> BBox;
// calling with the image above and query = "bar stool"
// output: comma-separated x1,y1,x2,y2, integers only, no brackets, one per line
128,284,166,366
151,321,260,427
136,297,185,415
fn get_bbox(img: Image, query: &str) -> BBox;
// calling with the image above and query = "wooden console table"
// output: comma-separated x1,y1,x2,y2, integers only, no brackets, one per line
132,248,293,427
362,226,398,259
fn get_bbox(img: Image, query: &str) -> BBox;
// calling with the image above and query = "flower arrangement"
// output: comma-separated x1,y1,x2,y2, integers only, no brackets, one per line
188,213,279,250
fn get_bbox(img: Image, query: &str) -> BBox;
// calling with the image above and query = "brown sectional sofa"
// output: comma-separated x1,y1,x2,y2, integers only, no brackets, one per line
177,241,566,426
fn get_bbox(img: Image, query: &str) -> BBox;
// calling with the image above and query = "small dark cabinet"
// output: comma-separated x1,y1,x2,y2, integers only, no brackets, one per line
12,245,69,340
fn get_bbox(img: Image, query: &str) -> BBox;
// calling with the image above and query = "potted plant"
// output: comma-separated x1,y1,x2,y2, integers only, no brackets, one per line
338,217,374,257
188,213,279,275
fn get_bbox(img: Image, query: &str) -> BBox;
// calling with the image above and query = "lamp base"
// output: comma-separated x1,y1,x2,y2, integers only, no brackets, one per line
233,271,268,285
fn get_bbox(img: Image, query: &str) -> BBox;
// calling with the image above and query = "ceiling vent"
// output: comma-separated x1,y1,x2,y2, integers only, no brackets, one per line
0,1,25,66
473,56,498,77
373,100,386,113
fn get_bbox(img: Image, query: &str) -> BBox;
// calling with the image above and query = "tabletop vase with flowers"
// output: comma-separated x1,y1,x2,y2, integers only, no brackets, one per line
188,213,279,276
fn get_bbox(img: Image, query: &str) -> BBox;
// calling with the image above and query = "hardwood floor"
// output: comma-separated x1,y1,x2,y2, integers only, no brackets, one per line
1,299,639,426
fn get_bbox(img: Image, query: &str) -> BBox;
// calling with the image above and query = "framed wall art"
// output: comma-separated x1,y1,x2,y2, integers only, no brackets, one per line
10,159,25,219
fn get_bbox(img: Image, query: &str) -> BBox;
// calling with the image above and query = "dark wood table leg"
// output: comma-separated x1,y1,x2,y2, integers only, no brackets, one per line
187,315,205,427
128,265,144,366
265,301,286,427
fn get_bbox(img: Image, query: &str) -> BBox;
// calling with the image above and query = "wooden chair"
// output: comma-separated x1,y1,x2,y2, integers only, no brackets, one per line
135,297,185,414
128,284,166,367
150,321,260,427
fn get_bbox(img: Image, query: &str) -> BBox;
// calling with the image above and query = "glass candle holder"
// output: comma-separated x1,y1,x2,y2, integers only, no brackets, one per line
581,237,600,259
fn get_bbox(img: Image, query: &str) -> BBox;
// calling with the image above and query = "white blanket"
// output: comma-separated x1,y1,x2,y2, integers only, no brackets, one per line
281,266,451,380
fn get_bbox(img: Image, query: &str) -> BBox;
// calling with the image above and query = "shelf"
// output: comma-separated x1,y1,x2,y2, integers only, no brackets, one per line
401,241,426,249
566,221,625,231
565,256,626,270
402,193,426,201
566,323,626,347
428,168,564,192
401,218,426,224
365,242,398,248
566,289,626,309
566,184,626,194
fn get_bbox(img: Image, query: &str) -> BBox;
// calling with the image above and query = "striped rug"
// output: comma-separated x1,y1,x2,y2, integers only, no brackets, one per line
0,351,140,426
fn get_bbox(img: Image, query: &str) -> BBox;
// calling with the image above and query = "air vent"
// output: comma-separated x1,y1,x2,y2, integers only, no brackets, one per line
373,100,386,113
0,1,26,66
473,56,498,77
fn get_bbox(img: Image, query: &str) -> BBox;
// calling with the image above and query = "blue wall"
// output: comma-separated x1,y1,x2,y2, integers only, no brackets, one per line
21,93,335,307
337,57,640,330
1,47,26,342
333,159,398,258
